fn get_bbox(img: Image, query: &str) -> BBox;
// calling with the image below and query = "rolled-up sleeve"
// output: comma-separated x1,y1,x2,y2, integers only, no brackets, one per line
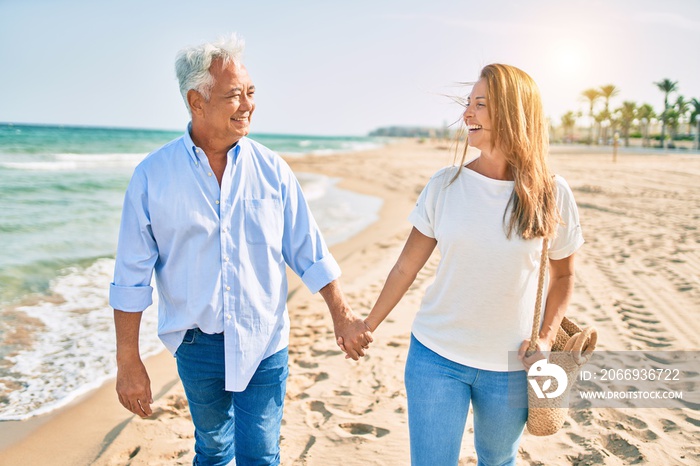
109,283,153,311
109,168,158,312
300,255,341,294
280,163,341,294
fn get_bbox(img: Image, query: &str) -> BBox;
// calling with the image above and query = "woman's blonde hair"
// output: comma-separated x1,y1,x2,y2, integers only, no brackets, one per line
454,63,559,240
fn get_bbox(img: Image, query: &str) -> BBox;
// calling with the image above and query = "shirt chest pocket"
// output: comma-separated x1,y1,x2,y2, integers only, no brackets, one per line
243,198,284,246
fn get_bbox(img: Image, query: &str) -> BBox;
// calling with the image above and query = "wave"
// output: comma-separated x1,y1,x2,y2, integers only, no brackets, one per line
0,153,147,171
296,172,335,201
279,140,385,157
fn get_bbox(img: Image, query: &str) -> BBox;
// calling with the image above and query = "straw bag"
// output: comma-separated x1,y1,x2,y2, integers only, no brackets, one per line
525,240,598,436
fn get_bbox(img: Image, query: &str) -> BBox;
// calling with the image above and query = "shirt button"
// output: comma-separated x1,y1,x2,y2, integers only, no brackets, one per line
222,228,228,233
226,314,231,320
226,286,231,291
208,172,212,177
224,256,229,262
215,200,220,205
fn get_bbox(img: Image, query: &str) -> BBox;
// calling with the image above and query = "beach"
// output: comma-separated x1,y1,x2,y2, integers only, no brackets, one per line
1,140,699,465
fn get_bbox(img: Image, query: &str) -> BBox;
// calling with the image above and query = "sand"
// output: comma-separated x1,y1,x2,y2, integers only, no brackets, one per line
0,140,698,465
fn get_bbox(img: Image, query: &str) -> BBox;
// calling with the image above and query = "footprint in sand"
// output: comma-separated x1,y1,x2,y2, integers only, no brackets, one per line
161,449,189,461
602,433,645,464
597,412,659,442
337,422,390,440
286,372,330,400
310,347,343,357
662,418,683,433
296,359,319,369
608,411,648,430
569,408,594,426
296,435,317,462
128,446,141,459
305,400,333,428
147,394,190,421
684,415,700,428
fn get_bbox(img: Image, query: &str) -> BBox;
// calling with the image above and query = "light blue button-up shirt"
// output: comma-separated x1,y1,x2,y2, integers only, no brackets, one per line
109,128,341,391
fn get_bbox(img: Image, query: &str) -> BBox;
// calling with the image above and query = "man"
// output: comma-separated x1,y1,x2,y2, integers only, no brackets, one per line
109,34,372,466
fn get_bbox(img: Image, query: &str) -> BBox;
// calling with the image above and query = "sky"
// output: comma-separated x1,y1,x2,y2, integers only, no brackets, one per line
1,0,698,136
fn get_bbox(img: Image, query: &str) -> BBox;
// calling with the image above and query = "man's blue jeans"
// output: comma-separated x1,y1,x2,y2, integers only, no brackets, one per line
404,334,528,466
175,328,288,466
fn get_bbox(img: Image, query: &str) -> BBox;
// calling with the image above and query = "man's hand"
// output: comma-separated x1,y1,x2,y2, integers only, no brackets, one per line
334,311,373,360
318,280,372,361
116,358,153,417
113,310,152,417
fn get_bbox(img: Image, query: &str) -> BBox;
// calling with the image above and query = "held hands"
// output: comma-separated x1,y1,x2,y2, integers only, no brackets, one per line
517,338,553,372
334,312,373,361
116,358,153,418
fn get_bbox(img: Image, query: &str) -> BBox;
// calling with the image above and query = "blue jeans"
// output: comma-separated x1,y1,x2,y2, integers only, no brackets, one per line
404,334,527,466
175,328,288,466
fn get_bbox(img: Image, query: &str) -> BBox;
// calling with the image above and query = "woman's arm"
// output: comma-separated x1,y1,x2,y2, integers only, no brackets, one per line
365,227,437,331
337,227,437,355
519,253,576,370
539,254,576,347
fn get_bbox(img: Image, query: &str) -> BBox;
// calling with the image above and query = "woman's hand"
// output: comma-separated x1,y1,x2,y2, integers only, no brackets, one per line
337,319,373,359
517,338,552,371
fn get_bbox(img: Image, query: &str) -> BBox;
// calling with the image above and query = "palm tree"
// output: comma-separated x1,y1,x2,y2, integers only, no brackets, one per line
560,111,577,143
654,79,679,148
616,101,637,147
691,98,700,125
598,85,620,144
594,110,609,144
675,95,691,135
636,103,655,147
599,84,620,113
691,98,700,150
665,108,681,148
581,88,601,144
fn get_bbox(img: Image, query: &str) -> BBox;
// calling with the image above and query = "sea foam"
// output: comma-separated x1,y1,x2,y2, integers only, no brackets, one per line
0,259,161,421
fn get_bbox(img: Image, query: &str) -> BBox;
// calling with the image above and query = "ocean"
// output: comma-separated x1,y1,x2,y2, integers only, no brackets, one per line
0,123,384,421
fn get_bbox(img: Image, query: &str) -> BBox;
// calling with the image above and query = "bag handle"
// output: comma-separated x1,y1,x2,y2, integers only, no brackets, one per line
527,238,549,354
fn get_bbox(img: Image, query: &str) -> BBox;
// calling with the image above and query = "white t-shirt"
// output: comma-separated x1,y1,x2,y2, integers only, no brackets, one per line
408,165,584,371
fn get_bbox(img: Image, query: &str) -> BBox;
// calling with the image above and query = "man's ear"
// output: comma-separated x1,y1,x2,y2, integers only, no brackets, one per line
188,89,205,116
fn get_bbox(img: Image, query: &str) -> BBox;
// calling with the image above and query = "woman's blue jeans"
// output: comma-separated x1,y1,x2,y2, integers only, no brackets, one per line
175,328,288,466
404,334,528,466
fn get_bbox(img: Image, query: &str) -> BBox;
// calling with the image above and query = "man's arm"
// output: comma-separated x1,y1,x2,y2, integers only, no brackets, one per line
114,309,153,417
318,280,372,361
277,163,371,358
110,167,159,416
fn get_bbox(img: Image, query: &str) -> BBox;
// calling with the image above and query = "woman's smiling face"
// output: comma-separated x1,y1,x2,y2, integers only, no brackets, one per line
463,78,492,151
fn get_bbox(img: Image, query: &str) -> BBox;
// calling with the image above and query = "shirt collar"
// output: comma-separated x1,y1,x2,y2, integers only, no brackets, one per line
183,123,245,165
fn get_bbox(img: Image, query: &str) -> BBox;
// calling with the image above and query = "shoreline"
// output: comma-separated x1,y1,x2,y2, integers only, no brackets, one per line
1,141,699,465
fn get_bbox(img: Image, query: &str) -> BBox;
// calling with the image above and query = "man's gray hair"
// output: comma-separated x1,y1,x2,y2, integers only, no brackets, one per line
175,34,245,114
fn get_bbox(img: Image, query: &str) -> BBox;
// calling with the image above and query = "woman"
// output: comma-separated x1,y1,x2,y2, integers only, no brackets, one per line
341,64,584,465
